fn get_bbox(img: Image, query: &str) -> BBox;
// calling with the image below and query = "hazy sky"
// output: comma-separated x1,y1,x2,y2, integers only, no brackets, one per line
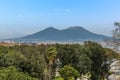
0,0,120,39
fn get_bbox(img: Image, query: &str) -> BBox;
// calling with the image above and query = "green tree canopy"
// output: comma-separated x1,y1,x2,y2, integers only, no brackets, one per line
60,65,80,80
0,66,38,80
56,44,91,76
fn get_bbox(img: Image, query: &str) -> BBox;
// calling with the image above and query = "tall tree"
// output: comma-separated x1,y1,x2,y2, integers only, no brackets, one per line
84,41,105,80
46,46,57,80
113,22,120,51
56,44,92,79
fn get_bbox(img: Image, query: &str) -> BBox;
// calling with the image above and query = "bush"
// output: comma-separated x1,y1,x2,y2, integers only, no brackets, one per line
0,66,38,80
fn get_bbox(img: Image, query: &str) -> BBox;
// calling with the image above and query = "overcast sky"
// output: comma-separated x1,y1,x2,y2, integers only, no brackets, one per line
0,0,120,39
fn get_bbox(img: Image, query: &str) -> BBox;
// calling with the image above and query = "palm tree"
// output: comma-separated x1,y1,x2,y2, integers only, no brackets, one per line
46,46,57,80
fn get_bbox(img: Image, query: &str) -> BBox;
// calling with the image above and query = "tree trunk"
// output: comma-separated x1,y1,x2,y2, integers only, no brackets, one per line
48,63,52,80
106,75,109,80
74,76,77,80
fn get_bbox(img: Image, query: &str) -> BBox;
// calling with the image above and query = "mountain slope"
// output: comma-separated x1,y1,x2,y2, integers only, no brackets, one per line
19,26,109,41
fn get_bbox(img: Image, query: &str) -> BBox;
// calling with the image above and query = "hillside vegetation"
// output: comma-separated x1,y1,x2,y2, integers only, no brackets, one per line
0,41,120,80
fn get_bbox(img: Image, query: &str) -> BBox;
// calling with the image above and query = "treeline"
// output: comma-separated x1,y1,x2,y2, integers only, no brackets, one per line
0,41,120,80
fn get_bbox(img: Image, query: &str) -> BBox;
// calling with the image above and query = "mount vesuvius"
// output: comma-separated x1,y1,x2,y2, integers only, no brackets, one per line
16,26,109,41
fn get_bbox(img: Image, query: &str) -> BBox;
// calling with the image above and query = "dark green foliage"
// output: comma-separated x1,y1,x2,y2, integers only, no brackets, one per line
0,42,119,80
0,45,46,80
56,44,92,75
85,41,114,80
84,41,107,80
0,46,15,67
16,45,47,79
60,65,80,80
46,46,57,65
0,66,38,80
53,77,64,80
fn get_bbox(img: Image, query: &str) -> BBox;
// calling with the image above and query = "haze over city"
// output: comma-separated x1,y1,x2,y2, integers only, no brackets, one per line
0,0,120,39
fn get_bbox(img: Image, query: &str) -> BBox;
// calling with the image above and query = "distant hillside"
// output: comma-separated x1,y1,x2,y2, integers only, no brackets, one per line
16,26,110,42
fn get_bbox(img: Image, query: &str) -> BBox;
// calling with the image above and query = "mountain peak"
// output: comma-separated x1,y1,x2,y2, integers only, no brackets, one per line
19,26,109,41
66,26,84,30
44,27,58,31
